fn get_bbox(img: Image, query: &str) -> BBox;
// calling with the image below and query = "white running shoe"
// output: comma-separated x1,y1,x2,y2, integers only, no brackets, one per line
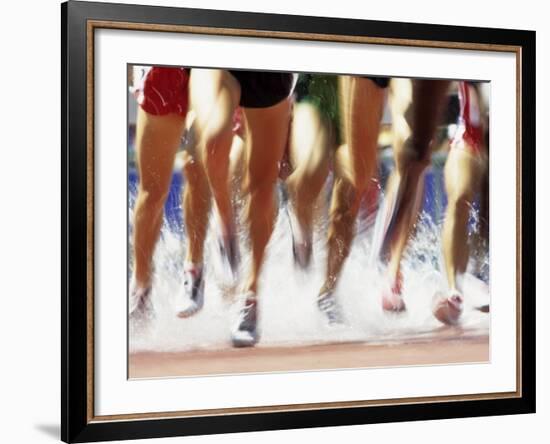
129,284,154,323
286,201,312,269
176,266,205,318
231,292,259,347
317,291,345,326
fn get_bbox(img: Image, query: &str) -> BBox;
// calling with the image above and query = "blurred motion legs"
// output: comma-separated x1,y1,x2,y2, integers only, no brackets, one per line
181,114,211,266
323,77,384,292
435,82,488,324
131,109,185,318
133,110,186,288
190,69,241,276
243,98,292,294
286,101,332,268
380,79,451,311
442,149,483,293
317,76,385,324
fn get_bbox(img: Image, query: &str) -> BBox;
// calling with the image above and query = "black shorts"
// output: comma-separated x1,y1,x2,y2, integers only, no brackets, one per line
228,70,296,108
363,76,391,88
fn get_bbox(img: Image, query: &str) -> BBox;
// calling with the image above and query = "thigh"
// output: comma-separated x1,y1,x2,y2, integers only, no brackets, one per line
348,76,385,148
409,79,451,156
289,102,330,169
392,79,450,173
389,78,413,160
135,108,185,195
444,147,483,202
244,98,292,185
229,133,247,190
339,76,385,186
189,69,241,142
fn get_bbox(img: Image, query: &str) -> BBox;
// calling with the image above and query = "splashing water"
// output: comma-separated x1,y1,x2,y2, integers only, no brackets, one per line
128,178,490,353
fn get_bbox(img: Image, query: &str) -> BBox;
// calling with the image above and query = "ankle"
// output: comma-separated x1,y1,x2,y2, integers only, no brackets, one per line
319,282,335,298
184,261,203,275
133,273,151,291
242,290,257,305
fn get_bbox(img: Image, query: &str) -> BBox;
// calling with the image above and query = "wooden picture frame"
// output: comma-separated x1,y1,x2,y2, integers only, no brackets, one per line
62,1,535,442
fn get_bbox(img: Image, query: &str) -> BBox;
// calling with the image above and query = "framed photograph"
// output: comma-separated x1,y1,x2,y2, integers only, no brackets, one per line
62,0,535,442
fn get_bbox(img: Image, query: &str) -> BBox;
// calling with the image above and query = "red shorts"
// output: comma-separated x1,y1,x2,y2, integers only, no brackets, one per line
451,81,484,155
135,67,190,117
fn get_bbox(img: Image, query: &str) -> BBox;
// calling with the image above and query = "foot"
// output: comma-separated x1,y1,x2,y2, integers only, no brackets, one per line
218,233,240,279
381,272,406,313
432,291,464,325
317,291,345,326
286,202,312,269
231,292,259,347
129,284,154,323
176,265,205,318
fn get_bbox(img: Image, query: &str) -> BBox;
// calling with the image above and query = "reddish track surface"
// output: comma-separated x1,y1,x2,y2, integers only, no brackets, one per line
129,334,489,378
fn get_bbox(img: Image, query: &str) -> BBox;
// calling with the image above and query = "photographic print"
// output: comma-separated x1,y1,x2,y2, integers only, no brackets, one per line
127,66,491,379
62,2,534,441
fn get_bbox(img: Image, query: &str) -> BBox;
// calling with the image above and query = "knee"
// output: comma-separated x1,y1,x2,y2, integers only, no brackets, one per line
393,118,411,151
136,184,168,217
447,193,471,217
204,125,227,150
332,180,361,220
396,138,431,176
350,173,372,195
246,170,277,205
182,152,205,183
342,161,370,197
248,178,275,201
409,132,434,164
331,204,356,229
201,135,233,183
287,161,328,201
247,159,279,190
335,145,372,193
